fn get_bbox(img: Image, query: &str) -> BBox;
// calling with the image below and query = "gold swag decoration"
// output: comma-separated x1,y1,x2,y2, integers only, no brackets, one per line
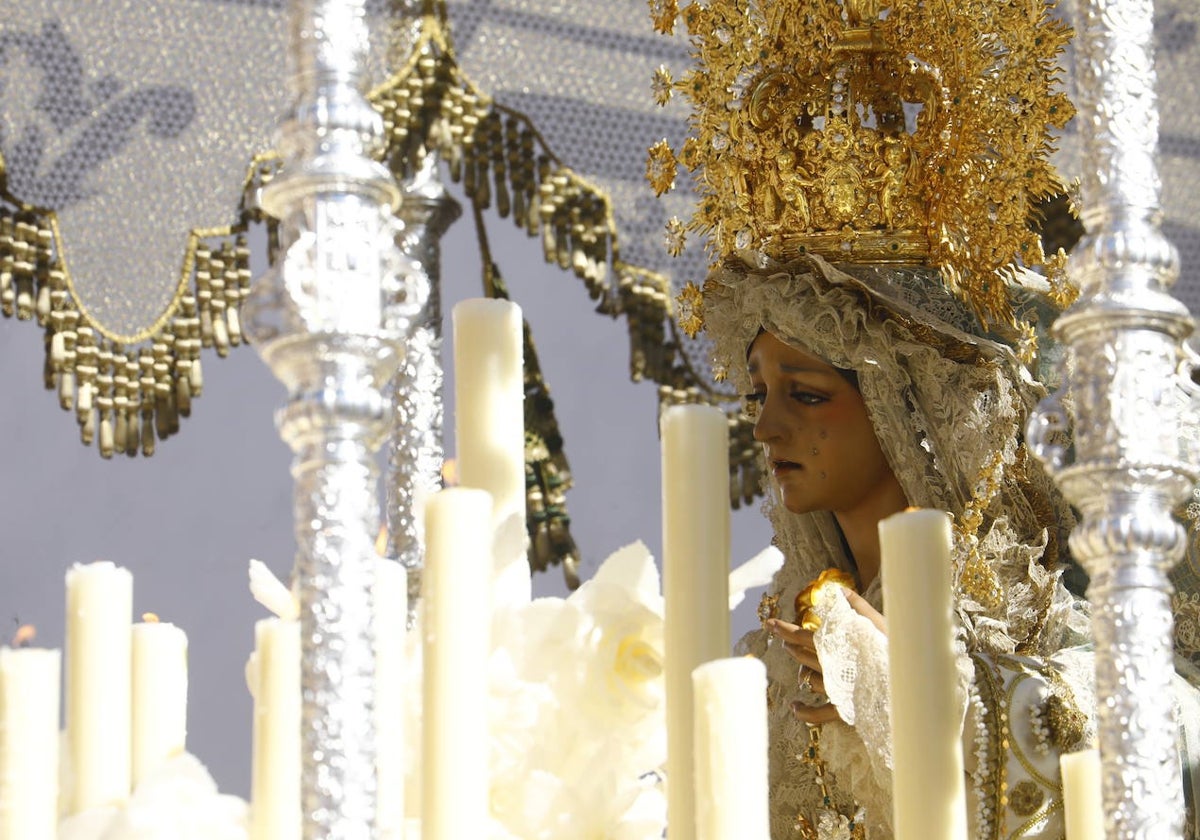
649,0,1075,334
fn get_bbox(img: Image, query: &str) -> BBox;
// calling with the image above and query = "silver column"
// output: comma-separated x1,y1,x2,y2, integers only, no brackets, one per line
387,154,460,622
243,1,420,838
1028,0,1199,835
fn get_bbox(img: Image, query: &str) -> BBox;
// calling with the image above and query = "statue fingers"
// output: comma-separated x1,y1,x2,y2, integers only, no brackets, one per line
790,699,840,725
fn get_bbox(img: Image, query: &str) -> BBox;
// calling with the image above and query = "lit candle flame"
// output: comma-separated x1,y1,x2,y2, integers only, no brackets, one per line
142,613,160,624
12,624,36,647
441,458,458,487
375,526,389,557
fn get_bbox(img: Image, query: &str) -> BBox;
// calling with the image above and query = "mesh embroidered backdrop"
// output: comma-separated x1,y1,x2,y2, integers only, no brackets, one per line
1,0,1198,435
0,1,417,459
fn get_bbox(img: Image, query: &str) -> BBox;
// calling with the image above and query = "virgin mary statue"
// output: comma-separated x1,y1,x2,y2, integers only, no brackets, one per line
649,0,1200,836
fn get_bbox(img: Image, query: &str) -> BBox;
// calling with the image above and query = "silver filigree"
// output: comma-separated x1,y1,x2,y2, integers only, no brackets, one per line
242,1,417,838
1027,0,1200,835
387,153,461,625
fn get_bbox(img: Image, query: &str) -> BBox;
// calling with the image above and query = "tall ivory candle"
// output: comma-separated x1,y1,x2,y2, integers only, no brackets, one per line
422,488,492,840
1061,749,1103,840
65,560,133,813
879,509,967,840
692,657,769,840
249,617,301,840
0,641,61,840
452,298,525,529
375,559,407,840
662,404,731,840
131,615,188,787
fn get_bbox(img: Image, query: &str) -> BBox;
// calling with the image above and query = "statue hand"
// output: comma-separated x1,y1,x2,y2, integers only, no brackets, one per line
767,588,886,725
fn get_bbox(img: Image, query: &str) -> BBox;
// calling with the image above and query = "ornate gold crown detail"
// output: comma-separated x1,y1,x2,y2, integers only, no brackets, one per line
648,0,1075,332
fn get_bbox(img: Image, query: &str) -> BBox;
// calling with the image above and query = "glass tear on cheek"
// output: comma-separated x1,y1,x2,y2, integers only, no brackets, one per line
819,471,827,479
819,429,829,439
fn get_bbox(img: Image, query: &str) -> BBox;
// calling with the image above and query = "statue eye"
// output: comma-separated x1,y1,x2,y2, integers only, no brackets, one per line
791,390,827,406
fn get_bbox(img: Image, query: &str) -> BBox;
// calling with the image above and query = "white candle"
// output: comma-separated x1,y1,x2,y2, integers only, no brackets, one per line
131,615,188,788
1061,749,1103,840
0,642,61,840
421,487,492,840
692,657,769,840
661,404,731,840
452,298,525,530
65,560,133,813
249,617,301,840
375,559,407,840
879,509,968,840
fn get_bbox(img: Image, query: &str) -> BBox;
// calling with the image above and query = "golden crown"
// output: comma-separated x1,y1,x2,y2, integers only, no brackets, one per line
648,0,1076,332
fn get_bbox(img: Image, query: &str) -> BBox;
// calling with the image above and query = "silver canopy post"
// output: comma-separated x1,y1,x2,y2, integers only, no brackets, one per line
1028,0,1200,835
244,1,423,837
387,153,460,624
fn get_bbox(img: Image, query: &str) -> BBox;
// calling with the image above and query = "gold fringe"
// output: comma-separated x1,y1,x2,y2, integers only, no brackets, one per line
0,157,276,458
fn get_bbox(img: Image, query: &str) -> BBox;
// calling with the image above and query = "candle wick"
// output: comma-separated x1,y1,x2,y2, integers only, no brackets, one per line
12,624,36,647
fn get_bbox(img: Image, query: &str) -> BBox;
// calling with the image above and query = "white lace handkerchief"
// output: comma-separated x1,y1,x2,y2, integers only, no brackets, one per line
812,588,892,770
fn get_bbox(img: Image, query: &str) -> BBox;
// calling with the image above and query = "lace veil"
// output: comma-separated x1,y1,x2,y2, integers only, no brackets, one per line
705,252,1083,836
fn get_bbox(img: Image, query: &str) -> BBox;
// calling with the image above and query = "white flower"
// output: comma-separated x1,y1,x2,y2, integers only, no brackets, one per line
492,512,532,611
566,542,666,730
489,768,570,839
58,807,119,840
483,541,668,840
59,753,248,840
405,536,674,839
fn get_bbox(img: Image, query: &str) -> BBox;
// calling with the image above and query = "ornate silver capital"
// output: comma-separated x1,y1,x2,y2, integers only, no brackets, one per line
1027,0,1200,835
243,2,419,838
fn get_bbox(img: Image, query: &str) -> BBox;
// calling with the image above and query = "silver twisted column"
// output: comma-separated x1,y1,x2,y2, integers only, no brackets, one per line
244,1,421,837
387,154,460,623
1028,0,1199,836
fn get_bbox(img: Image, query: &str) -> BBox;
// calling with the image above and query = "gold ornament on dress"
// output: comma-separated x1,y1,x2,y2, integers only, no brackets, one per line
675,281,705,339
795,724,867,840
1042,668,1087,752
1007,779,1045,818
651,65,674,107
651,0,1075,334
645,139,678,197
649,0,680,36
757,590,780,630
956,449,1007,610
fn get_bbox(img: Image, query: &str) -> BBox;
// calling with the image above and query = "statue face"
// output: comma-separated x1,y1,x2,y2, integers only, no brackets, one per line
746,331,898,517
